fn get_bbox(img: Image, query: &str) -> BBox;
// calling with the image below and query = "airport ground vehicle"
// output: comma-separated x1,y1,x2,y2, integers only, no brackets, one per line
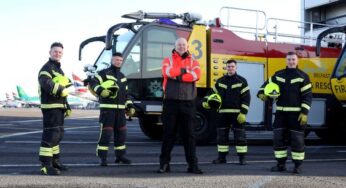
79,7,344,143
316,25,346,142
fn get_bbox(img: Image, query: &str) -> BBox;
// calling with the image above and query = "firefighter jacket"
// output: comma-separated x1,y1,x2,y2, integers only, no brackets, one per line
38,59,68,109
258,67,312,114
90,65,133,109
210,73,251,114
162,50,200,101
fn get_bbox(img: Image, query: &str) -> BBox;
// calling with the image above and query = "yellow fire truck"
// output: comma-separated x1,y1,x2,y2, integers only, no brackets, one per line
79,7,344,143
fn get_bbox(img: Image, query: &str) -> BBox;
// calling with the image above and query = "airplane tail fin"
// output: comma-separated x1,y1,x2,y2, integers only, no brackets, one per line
16,85,29,100
72,73,88,93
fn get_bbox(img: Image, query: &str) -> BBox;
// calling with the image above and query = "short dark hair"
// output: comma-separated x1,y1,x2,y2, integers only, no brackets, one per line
287,51,297,56
50,42,63,49
226,59,237,65
112,52,123,57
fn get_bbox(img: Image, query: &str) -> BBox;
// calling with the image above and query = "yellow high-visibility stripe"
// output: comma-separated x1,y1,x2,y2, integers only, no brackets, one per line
94,85,101,93
106,75,117,81
276,76,285,83
52,83,59,95
241,104,249,110
291,78,304,84
276,106,301,112
39,147,53,157
97,145,109,151
274,150,287,158
99,104,126,109
39,71,52,78
114,145,126,150
40,103,65,109
218,83,227,89
231,83,242,89
236,146,248,153
219,109,240,113
241,86,249,94
301,103,311,110
52,145,60,155
292,151,305,160
212,87,218,93
95,74,103,83
217,145,229,152
301,83,312,92
125,100,133,106
121,78,127,82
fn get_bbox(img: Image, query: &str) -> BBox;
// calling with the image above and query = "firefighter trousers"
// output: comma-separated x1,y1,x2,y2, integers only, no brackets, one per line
273,112,305,166
160,99,199,167
96,109,127,159
39,109,65,166
215,113,247,157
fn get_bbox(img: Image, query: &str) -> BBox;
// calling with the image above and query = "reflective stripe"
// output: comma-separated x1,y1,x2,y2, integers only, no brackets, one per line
301,103,310,110
97,145,109,151
106,75,117,81
276,76,285,83
236,146,248,153
241,104,249,110
217,145,229,152
94,85,101,93
231,83,242,89
41,104,65,109
126,85,128,90
190,71,198,81
212,87,218,93
276,106,301,112
114,145,126,150
39,71,52,78
52,83,59,95
301,83,312,92
219,109,240,113
52,145,60,155
274,150,287,158
291,78,304,84
258,88,264,91
125,100,133,107
95,74,103,83
121,78,127,82
39,147,53,157
292,151,305,160
99,104,126,109
218,83,227,89
241,86,249,94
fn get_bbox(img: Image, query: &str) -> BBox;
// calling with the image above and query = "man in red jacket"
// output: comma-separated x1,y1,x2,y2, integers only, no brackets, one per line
157,37,203,174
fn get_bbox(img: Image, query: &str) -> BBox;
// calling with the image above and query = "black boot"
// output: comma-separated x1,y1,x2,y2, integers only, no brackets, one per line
271,158,287,172
100,158,108,166
293,160,303,174
52,158,68,171
187,166,203,174
157,163,171,173
40,164,61,176
115,156,132,164
238,154,247,165
212,152,227,164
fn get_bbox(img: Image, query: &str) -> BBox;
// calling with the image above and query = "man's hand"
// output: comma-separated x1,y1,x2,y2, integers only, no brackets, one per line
64,109,72,117
237,113,246,124
61,88,69,97
180,68,187,74
100,89,111,98
298,113,308,125
258,94,268,101
202,101,210,109
127,108,136,117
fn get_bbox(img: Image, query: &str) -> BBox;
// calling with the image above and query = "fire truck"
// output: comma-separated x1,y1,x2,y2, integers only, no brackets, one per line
316,25,346,142
79,7,344,143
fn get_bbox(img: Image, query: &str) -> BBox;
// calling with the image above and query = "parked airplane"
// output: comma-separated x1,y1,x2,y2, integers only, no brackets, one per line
16,85,92,109
70,73,98,102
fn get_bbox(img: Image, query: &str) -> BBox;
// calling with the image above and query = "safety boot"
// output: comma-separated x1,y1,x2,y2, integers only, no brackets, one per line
40,165,61,175
292,160,303,174
115,156,132,164
270,164,287,172
157,163,171,173
187,166,203,174
52,158,68,171
239,154,247,165
212,152,227,164
100,158,108,166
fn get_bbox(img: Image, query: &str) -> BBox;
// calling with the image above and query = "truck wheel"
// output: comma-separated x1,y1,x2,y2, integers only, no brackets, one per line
138,115,163,140
194,110,217,145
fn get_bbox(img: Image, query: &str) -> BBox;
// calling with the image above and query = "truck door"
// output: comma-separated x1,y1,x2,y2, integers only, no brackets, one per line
330,46,346,107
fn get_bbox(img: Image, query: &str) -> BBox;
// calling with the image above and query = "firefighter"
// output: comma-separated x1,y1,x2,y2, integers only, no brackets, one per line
38,42,71,175
203,59,250,165
158,37,203,174
257,51,312,174
90,52,135,166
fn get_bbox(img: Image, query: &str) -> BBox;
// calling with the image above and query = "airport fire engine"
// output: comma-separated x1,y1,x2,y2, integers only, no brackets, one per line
79,7,345,143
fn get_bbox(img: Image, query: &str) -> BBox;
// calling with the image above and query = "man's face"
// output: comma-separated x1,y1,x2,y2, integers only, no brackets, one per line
286,54,298,68
226,62,237,75
112,55,123,68
49,47,63,62
175,38,188,55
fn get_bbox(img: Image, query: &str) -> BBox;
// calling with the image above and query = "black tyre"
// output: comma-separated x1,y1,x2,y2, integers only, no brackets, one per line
138,115,163,140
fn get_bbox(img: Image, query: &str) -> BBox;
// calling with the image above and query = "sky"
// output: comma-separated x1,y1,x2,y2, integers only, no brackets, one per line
0,0,301,100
